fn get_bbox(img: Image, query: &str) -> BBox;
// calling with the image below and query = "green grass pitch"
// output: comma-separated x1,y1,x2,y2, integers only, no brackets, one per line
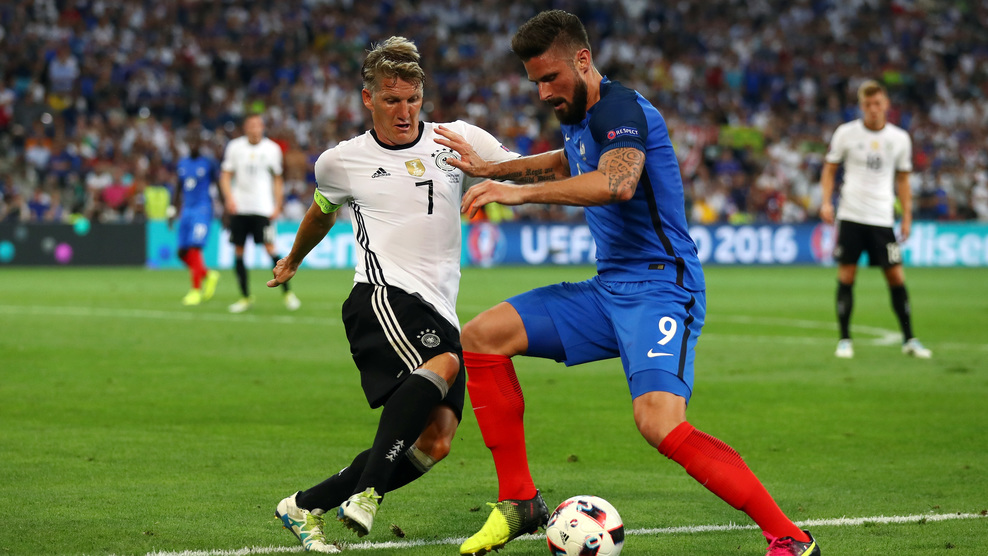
1,264,986,555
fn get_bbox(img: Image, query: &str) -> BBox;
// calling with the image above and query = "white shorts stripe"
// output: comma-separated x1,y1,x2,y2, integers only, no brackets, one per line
370,286,422,371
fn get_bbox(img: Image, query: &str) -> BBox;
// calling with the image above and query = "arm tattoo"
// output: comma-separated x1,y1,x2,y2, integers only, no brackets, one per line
601,148,645,201
490,166,558,184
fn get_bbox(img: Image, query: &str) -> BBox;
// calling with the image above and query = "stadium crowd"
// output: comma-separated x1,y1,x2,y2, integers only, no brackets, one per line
1,0,988,225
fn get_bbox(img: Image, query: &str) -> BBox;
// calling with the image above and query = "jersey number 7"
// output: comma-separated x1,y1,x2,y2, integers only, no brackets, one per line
415,179,434,214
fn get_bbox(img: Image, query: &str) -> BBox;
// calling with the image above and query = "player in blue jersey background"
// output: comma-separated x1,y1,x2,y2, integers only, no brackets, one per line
436,10,820,556
170,136,221,306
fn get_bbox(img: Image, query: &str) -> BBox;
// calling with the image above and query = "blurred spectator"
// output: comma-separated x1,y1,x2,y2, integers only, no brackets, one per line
98,164,133,222
280,132,311,221
45,44,79,114
972,171,988,222
27,179,63,222
1,186,27,223
144,163,176,221
47,137,81,187
0,78,14,131
84,159,113,216
0,0,986,225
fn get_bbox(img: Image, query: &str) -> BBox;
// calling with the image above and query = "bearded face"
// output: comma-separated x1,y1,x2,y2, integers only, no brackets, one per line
551,72,589,125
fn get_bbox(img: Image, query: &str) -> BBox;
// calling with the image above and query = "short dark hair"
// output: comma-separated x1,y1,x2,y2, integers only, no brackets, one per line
510,10,591,62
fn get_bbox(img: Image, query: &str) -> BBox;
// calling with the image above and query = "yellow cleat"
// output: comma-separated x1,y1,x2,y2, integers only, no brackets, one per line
181,289,202,306
460,491,548,556
202,270,221,301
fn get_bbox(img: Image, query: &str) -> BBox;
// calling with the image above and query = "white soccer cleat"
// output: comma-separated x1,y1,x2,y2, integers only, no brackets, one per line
284,291,302,311
228,297,253,313
338,487,381,537
835,339,854,359
902,338,932,359
275,492,340,553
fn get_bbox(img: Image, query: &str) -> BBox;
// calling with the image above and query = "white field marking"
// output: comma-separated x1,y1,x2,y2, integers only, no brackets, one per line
0,305,340,327
136,511,988,555
932,342,988,352
714,315,902,346
5,305,988,352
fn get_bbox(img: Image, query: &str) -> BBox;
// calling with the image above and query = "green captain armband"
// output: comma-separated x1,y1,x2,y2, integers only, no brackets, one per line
314,189,342,214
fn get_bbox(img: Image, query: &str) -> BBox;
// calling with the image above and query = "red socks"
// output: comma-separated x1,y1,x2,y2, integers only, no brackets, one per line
658,422,809,543
464,351,537,501
465,352,806,542
180,248,207,288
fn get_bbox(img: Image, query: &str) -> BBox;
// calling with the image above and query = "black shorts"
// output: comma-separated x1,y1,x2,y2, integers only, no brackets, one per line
229,214,274,246
834,220,903,267
341,283,466,420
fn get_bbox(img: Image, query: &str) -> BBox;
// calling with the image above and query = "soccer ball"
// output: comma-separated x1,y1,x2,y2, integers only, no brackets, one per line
545,495,624,556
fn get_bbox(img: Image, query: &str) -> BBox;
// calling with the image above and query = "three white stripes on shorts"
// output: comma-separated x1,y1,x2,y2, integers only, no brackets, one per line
371,285,423,373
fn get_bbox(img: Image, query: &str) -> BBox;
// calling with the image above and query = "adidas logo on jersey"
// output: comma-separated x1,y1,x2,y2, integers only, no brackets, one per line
371,167,391,178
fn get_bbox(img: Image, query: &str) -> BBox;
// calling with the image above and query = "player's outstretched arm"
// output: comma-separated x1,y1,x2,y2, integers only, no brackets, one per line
268,201,336,287
434,125,568,184
460,147,644,218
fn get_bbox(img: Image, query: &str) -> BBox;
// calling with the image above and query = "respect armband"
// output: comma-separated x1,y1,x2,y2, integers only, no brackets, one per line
313,189,342,214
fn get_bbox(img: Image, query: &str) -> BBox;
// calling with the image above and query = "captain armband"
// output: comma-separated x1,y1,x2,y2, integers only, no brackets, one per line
313,189,342,214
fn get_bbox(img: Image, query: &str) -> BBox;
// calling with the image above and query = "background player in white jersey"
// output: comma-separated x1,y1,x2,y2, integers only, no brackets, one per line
219,113,300,313
266,37,517,553
820,80,931,359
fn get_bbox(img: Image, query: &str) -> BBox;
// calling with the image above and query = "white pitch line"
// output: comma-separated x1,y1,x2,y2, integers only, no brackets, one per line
140,512,987,556
714,315,902,345
6,305,988,351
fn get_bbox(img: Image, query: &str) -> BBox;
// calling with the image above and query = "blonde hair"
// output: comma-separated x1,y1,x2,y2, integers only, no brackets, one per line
857,79,887,101
361,36,425,93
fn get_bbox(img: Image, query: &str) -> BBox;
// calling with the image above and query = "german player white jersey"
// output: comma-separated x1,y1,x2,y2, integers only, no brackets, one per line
313,120,517,329
221,136,284,216
825,119,912,227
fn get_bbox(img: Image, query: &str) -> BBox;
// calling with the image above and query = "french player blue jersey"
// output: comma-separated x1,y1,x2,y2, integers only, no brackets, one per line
176,156,216,214
561,78,704,291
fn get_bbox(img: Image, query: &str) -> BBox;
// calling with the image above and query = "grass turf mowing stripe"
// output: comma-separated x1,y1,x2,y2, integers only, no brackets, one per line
12,304,988,351
0,304,341,326
0,304,898,343
142,512,987,555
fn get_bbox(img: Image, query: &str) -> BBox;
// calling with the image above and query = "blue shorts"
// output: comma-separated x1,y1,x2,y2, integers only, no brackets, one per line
507,277,705,402
177,207,212,250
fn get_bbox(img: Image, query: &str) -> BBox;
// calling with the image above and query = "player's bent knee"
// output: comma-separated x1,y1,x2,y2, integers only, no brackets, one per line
634,418,678,449
460,318,489,353
632,391,687,448
422,436,452,462
461,304,526,356
421,352,460,386
413,435,451,463
417,406,458,462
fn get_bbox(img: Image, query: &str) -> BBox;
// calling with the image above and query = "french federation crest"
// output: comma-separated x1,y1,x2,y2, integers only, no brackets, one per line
405,158,426,177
